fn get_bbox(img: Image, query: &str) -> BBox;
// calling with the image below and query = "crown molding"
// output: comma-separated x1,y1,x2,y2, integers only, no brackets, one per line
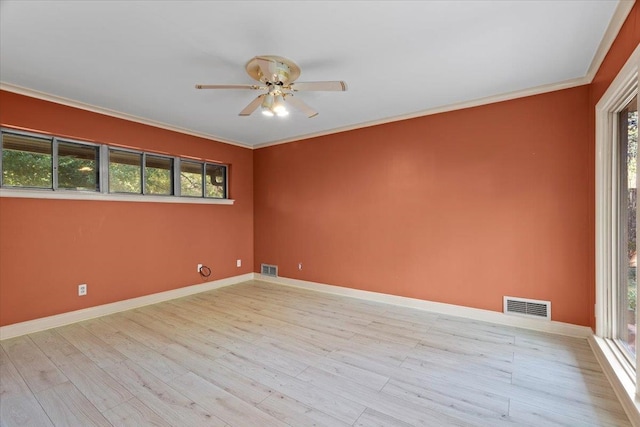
254,76,588,149
0,83,252,149
0,74,600,152
585,0,636,83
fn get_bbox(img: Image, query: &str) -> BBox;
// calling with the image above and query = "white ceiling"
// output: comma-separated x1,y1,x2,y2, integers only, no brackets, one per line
0,1,626,148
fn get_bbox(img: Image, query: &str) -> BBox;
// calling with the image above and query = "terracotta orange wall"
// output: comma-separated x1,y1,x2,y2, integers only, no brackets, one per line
254,4,640,329
254,86,591,325
588,4,640,329
0,91,253,326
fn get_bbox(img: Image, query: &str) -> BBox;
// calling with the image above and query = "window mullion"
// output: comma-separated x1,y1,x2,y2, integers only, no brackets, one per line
52,137,59,190
100,145,109,193
201,162,206,198
0,132,3,187
142,152,147,195
174,158,181,197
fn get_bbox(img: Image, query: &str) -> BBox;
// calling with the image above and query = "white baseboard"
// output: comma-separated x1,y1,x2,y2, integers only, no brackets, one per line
588,336,640,427
0,273,255,340
255,274,593,338
0,272,593,340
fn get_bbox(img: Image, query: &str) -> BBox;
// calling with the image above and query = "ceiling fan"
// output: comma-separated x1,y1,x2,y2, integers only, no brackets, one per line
195,55,347,118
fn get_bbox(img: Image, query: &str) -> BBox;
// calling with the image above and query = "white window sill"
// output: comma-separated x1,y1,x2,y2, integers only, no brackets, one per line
589,335,640,425
0,188,234,205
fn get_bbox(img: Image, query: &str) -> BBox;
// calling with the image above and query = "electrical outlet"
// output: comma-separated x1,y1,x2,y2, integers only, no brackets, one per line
78,284,87,296
197,263,202,272
237,259,242,267
298,263,303,270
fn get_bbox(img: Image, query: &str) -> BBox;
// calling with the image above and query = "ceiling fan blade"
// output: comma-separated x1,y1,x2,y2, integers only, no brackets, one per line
284,95,318,118
195,84,260,90
239,94,265,116
289,81,347,92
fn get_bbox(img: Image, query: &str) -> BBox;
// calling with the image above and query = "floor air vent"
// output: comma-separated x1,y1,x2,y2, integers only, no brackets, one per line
261,264,278,277
503,296,551,320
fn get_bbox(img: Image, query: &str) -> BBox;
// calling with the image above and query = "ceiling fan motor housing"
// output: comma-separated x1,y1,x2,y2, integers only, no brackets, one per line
245,55,301,85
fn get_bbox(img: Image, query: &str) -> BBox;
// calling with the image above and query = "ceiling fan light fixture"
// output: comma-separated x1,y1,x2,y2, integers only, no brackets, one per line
272,94,287,116
261,94,275,116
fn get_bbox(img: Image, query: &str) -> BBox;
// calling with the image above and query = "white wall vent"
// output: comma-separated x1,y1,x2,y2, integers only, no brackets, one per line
261,264,278,277
503,296,551,320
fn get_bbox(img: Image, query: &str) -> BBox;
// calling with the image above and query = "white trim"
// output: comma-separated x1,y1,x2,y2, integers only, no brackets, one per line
585,0,637,82
0,83,252,149
255,275,592,338
0,273,255,340
589,335,640,427
0,78,597,152
595,43,640,336
594,41,640,421
253,77,589,149
0,188,235,205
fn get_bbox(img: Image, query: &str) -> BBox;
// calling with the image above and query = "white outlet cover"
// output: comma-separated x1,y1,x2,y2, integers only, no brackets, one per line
237,259,242,267
78,284,87,296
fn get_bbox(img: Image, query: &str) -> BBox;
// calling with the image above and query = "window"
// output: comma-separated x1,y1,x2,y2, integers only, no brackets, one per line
109,149,142,194
0,128,230,204
1,133,52,188
58,141,99,191
180,160,203,197
618,95,638,361
596,45,640,400
145,154,173,195
206,163,227,199
179,160,228,198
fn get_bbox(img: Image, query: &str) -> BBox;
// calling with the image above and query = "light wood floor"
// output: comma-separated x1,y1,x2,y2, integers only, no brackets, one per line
0,280,631,426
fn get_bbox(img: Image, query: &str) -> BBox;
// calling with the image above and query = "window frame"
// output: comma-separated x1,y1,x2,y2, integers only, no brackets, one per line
595,43,640,391
55,137,101,192
143,152,174,196
205,162,228,199
1,130,103,192
179,159,205,198
0,129,54,190
0,128,233,205
107,147,144,195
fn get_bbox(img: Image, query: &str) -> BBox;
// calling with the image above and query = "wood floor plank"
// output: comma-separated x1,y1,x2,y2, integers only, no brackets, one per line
155,342,273,405
56,322,127,368
508,398,629,427
81,318,188,383
216,351,367,425
297,365,487,427
102,359,227,426
257,391,353,427
168,371,289,427
1,336,68,393
102,397,176,427
354,408,416,427
34,382,111,427
0,357,54,426
30,329,133,412
382,377,509,422
0,280,631,427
